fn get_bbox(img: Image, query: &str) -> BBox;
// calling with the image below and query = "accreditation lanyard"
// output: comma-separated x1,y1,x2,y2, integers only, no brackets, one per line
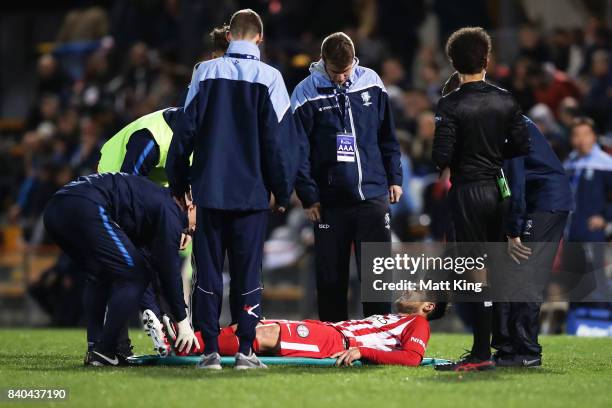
225,53,260,61
333,85,356,163
333,86,350,133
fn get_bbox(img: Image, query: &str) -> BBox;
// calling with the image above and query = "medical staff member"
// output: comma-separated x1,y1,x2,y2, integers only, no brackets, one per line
291,32,403,322
43,173,199,366
492,117,573,368
98,107,191,355
167,9,297,370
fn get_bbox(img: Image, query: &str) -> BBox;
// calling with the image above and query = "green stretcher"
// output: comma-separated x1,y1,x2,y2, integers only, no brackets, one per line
127,355,451,367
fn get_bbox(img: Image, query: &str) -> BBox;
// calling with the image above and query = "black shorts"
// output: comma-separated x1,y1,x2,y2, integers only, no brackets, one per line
448,180,507,293
449,180,507,244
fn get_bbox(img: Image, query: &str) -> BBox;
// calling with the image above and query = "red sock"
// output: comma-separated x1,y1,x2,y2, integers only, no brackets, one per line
218,327,239,356
253,338,260,353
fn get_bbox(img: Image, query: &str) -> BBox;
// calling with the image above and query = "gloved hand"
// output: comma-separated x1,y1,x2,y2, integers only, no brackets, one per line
175,317,200,353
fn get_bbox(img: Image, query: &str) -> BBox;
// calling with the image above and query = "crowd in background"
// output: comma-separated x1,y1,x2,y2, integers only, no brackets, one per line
4,1,612,244
1,0,612,323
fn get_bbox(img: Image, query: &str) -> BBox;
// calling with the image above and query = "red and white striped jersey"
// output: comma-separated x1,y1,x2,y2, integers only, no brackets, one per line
328,313,429,352
259,314,430,366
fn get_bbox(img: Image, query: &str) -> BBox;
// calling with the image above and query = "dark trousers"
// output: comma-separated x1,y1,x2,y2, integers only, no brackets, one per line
314,195,391,322
43,195,149,352
493,211,568,357
450,181,507,360
140,283,162,318
192,207,267,354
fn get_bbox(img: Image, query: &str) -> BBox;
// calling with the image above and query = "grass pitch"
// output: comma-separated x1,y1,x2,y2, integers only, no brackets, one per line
0,329,611,408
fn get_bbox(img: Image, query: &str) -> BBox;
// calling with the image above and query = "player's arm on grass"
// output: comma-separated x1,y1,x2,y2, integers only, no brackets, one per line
357,321,430,366
120,129,160,177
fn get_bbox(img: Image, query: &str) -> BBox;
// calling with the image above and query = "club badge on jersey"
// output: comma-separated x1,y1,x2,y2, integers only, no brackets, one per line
337,133,356,162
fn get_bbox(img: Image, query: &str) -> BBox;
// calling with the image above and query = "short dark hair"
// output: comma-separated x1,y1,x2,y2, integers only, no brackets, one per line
394,291,449,321
209,25,229,54
570,116,596,132
445,27,491,74
229,9,263,39
321,32,355,68
427,302,449,321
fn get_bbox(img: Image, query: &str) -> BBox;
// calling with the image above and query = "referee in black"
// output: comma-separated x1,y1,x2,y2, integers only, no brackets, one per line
432,27,530,371
441,68,573,367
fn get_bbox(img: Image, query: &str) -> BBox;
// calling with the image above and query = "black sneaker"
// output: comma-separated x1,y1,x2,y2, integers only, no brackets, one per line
494,353,541,368
115,339,134,365
520,355,542,367
85,350,121,367
492,351,514,366
435,354,495,372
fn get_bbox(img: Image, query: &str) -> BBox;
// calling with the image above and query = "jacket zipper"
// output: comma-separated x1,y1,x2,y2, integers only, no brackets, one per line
346,95,365,200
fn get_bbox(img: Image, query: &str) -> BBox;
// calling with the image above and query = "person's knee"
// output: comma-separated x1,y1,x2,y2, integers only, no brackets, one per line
255,323,280,352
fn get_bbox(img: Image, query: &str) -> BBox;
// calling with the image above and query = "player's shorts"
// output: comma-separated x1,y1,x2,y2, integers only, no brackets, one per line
276,320,346,358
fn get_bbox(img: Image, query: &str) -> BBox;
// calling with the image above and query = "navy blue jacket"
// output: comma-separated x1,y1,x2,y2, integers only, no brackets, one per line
291,59,402,207
564,144,612,242
504,117,574,237
55,173,188,320
167,41,298,210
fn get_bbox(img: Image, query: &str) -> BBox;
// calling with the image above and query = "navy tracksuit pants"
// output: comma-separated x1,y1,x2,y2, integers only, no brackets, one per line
43,195,150,353
492,211,568,357
192,207,267,355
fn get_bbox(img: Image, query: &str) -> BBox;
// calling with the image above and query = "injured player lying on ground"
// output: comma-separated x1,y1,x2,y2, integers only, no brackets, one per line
144,294,448,366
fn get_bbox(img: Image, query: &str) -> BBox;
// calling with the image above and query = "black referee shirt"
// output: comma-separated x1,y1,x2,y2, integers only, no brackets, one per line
432,80,530,184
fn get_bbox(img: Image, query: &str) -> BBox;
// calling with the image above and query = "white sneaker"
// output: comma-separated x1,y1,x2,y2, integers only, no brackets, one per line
142,309,171,356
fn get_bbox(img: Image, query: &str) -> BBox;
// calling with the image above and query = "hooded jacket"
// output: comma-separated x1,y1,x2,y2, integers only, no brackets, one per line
291,59,402,207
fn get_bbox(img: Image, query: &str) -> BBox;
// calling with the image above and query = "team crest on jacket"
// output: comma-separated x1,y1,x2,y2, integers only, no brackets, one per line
361,91,372,106
296,324,310,338
524,219,533,236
